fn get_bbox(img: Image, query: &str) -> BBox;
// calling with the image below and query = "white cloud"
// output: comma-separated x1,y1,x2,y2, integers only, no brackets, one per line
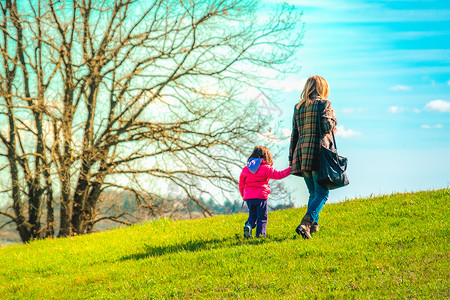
387,106,404,113
341,108,355,114
389,85,412,91
447,80,450,86
425,100,450,112
421,124,443,129
335,125,361,138
388,107,422,113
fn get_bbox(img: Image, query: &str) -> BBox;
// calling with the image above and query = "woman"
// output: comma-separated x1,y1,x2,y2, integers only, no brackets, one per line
289,75,337,239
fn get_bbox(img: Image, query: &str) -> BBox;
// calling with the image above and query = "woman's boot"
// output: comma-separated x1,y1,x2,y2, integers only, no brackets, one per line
295,215,312,239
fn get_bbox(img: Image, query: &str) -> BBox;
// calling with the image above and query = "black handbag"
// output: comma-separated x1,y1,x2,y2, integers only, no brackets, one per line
316,107,349,190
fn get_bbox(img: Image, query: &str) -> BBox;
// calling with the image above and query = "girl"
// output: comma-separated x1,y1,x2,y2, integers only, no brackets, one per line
289,75,338,239
239,146,290,238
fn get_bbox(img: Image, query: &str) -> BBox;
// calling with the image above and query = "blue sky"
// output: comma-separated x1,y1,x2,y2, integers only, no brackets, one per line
262,0,450,204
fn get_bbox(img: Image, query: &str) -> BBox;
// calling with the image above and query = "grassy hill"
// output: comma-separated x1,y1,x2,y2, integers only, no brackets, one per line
0,189,448,299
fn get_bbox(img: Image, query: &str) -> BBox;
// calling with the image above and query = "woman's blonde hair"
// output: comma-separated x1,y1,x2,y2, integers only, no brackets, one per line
297,75,330,108
248,146,274,166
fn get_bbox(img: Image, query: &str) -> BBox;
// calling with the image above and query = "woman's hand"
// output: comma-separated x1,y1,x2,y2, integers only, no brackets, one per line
331,109,337,133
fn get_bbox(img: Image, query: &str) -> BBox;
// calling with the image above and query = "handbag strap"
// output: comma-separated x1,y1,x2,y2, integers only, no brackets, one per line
317,100,338,150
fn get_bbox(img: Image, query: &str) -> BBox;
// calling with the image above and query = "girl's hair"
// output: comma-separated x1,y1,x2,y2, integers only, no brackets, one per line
247,146,274,166
296,75,330,109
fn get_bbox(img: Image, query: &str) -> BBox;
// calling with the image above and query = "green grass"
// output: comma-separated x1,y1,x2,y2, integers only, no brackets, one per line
1,189,449,299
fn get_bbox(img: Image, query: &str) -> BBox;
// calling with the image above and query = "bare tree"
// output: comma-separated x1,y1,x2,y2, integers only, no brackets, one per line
0,0,302,242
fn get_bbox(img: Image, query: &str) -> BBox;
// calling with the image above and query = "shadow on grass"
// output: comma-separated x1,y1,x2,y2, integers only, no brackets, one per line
120,234,295,261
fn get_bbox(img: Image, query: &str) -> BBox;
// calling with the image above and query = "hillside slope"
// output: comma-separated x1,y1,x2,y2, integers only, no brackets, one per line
0,189,448,299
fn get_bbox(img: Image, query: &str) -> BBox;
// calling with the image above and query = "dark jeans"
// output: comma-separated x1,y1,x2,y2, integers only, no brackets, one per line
245,198,267,238
303,171,329,224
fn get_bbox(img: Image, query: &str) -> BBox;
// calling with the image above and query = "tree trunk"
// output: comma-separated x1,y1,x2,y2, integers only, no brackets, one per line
72,175,90,235
45,191,55,238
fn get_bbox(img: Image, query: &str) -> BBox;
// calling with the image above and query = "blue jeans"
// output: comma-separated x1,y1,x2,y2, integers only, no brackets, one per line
303,171,329,224
245,199,267,238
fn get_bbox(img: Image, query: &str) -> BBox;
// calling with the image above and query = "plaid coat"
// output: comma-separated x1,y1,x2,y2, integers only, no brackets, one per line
289,98,337,176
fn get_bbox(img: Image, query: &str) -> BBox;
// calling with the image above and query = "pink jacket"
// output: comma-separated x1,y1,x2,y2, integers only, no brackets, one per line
239,158,291,200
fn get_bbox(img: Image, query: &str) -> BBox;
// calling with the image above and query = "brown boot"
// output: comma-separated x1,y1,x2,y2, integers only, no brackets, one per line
295,215,312,239
310,223,319,234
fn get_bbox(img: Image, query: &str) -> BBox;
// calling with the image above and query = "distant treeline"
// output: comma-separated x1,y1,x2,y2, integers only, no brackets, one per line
0,191,293,246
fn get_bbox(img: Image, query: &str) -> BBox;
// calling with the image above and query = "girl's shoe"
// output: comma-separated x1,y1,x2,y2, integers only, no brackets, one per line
244,224,252,239
295,215,312,239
